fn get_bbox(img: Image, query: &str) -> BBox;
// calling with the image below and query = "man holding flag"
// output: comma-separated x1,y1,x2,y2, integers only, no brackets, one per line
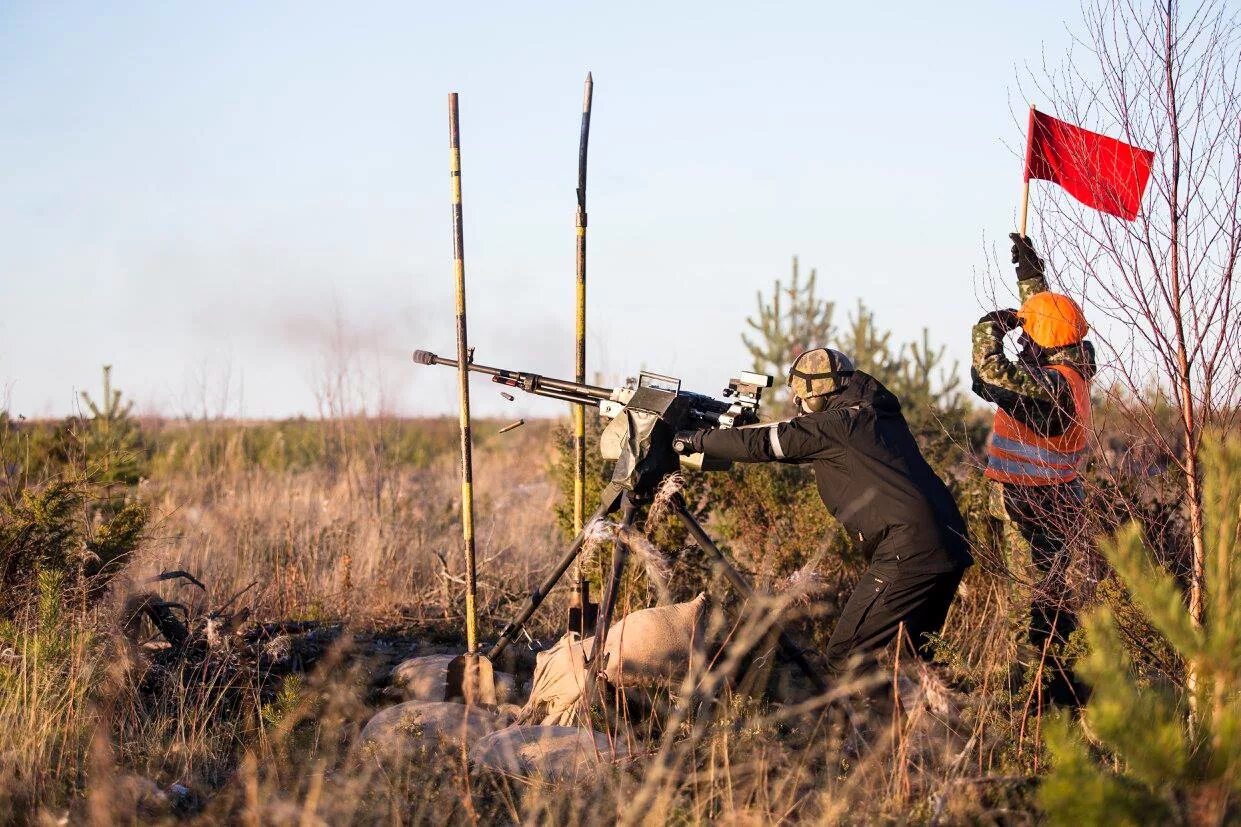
972,234,1095,707
972,107,1151,707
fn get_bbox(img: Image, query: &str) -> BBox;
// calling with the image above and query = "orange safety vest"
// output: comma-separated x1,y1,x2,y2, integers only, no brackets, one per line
985,364,1091,486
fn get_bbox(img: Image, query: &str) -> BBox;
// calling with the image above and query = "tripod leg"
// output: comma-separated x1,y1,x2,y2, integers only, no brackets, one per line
585,493,638,704
487,483,624,660
670,497,829,695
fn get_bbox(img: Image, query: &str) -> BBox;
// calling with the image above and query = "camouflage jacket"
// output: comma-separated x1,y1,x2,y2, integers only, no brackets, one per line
971,250,1096,436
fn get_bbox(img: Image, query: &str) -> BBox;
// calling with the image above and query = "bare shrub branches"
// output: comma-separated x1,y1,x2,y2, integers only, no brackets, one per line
1021,0,1240,626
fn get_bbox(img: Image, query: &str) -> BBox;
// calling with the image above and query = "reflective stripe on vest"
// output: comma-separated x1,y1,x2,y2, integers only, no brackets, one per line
985,363,1091,486
989,434,1084,469
986,454,1078,480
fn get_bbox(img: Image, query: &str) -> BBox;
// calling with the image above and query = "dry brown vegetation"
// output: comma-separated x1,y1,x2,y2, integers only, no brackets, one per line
0,403,1183,826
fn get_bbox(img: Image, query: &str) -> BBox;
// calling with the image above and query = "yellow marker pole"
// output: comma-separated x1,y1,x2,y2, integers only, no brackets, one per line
573,72,593,535
1019,104,1036,237
448,93,477,656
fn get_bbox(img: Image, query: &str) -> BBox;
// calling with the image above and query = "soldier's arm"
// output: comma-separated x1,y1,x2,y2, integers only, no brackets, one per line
1011,233,1049,302
696,413,844,463
696,423,784,462
970,318,1076,436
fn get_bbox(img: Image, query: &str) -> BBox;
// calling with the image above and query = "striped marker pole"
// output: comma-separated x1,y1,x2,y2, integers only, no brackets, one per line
448,93,478,656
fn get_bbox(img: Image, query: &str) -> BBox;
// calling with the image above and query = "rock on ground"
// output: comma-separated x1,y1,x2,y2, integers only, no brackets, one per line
359,700,501,760
110,774,172,818
470,725,629,781
389,654,516,703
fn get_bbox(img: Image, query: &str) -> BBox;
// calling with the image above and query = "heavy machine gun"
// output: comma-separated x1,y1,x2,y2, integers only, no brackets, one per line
413,349,771,477
412,349,826,694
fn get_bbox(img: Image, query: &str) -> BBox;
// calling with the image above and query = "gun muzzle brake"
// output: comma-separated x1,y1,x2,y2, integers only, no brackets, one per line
413,350,437,365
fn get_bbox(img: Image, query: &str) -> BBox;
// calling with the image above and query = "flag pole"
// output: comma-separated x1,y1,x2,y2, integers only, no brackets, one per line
1018,104,1036,237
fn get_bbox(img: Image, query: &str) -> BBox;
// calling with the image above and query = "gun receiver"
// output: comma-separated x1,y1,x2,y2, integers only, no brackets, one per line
412,348,773,479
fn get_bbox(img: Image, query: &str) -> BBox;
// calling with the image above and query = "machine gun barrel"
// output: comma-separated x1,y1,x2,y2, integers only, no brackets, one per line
413,349,613,408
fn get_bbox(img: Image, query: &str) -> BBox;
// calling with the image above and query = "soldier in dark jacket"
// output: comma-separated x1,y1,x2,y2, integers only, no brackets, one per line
675,348,972,677
972,233,1096,706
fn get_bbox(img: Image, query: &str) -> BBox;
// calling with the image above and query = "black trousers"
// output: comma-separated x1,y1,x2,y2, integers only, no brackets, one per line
824,565,964,676
999,481,1088,706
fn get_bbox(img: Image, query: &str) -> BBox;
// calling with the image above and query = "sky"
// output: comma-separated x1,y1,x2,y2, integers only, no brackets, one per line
0,1,1086,420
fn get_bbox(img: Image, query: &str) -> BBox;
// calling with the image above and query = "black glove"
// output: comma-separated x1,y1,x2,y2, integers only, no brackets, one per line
979,308,1021,331
1009,232,1045,279
672,429,706,455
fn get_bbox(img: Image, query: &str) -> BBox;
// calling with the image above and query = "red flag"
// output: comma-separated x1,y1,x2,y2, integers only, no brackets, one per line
1024,109,1154,221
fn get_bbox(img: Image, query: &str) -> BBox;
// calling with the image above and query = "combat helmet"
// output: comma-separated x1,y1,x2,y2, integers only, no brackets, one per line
787,347,854,405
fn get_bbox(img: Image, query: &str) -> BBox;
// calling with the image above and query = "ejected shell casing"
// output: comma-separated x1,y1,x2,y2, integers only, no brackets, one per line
498,419,525,434
500,392,515,402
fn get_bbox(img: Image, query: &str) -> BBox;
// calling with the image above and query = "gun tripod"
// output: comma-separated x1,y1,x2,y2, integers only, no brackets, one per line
487,478,828,695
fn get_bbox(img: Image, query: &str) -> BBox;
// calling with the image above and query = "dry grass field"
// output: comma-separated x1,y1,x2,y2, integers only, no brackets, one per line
1,406,1237,825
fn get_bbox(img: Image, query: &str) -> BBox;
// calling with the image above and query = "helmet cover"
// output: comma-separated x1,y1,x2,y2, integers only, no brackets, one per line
787,347,854,400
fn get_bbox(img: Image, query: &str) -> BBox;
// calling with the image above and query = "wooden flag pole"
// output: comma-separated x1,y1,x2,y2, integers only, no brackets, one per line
1018,104,1036,237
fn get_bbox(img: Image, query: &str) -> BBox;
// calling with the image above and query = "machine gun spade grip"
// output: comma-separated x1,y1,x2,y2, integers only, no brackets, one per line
671,431,699,455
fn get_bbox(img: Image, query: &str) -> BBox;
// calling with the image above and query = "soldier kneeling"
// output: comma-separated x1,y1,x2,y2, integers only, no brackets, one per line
675,348,973,682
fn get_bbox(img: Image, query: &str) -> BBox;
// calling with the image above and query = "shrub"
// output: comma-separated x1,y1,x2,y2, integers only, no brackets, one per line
1040,432,1241,825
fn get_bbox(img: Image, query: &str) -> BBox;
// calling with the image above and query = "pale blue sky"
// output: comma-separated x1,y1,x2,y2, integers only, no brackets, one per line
1,1,1083,419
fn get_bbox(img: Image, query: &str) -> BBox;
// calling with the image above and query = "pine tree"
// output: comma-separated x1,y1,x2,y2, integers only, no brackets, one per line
741,257,835,410
834,299,896,381
738,258,968,460
79,365,143,485
832,303,966,435
894,327,963,414
1039,431,1241,826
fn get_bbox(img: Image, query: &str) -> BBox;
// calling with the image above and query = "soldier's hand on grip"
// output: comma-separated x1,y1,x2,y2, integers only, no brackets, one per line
673,430,705,455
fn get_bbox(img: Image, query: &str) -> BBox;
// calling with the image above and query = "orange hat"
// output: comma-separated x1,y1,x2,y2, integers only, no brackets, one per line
1017,292,1088,348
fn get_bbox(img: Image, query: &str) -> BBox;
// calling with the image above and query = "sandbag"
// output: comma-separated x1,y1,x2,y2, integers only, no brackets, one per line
359,700,500,760
517,595,707,728
599,592,706,689
389,654,516,703
518,632,594,726
469,725,628,781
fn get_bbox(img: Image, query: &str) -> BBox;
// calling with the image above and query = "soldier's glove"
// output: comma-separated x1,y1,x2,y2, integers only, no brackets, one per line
1009,232,1045,279
672,429,706,455
980,309,1021,331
